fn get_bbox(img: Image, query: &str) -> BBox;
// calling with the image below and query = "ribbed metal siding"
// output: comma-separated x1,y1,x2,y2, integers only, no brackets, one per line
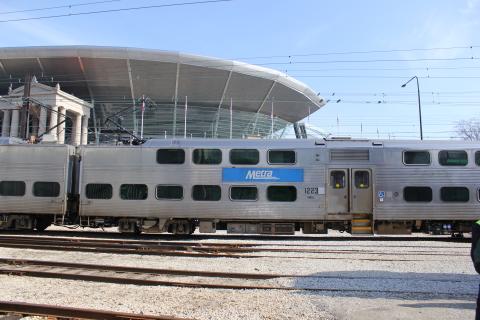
330,149,370,161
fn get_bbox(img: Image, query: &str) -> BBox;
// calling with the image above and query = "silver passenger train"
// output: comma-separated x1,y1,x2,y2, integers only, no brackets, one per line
0,138,478,235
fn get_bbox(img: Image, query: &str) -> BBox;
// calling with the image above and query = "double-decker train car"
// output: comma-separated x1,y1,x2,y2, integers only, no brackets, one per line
0,138,478,235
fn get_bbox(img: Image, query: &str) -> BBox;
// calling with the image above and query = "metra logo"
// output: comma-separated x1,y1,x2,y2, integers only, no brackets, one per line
245,170,279,180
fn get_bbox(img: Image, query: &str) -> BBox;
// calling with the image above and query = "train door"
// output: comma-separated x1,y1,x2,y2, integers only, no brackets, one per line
350,169,372,213
327,169,349,214
327,168,373,214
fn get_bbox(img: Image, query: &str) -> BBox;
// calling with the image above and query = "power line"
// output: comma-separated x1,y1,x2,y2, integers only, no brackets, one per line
0,0,121,15
261,57,479,65
0,0,233,23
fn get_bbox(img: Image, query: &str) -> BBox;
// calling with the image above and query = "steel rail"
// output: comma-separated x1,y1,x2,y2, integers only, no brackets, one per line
0,257,470,283
0,241,441,262
0,237,468,257
0,300,191,320
0,266,474,298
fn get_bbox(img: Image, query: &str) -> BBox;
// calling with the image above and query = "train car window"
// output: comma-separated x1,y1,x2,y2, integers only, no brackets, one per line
354,171,369,188
120,184,148,200
193,149,222,165
192,185,221,201
33,182,60,197
230,186,258,201
438,150,468,166
403,151,430,165
156,185,183,200
267,186,297,202
230,149,259,165
403,187,432,202
268,150,296,164
86,184,113,199
0,181,25,197
440,187,469,202
476,151,480,166
330,171,345,189
156,149,185,164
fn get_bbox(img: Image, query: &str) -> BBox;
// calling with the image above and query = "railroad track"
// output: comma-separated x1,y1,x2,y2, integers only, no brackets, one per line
0,258,474,297
0,235,468,260
0,300,190,320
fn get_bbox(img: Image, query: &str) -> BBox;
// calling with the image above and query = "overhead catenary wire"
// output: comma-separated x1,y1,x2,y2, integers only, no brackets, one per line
0,0,233,23
0,0,122,15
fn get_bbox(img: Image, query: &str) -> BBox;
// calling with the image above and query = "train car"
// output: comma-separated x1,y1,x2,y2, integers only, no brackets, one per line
0,142,76,231
1,138,478,236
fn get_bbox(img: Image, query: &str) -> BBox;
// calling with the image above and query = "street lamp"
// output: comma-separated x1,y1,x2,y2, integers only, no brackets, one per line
401,76,423,140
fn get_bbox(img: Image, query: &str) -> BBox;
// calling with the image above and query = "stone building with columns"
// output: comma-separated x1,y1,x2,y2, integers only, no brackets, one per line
0,80,92,145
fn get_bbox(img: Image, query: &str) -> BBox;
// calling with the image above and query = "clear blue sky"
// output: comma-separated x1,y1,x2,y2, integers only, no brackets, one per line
0,0,479,139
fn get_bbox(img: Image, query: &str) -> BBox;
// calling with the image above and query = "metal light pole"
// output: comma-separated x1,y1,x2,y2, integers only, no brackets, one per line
401,76,423,140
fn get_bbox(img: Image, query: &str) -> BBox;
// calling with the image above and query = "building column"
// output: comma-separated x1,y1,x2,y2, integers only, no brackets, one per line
73,113,82,146
57,107,66,144
49,105,59,141
38,107,47,136
2,110,10,137
10,109,19,138
81,115,89,145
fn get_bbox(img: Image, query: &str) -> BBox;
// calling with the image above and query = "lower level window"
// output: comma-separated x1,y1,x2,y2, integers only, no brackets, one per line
441,187,469,202
0,181,25,196
230,186,258,201
156,185,183,200
120,184,148,200
192,185,221,201
33,182,60,197
267,186,297,202
86,184,113,199
403,187,432,202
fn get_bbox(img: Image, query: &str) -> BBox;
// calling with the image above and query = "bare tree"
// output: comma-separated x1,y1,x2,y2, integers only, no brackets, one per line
456,118,480,141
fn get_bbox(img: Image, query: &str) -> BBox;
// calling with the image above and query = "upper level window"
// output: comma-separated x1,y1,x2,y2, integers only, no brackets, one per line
404,186,432,202
440,187,469,202
230,149,259,165
156,185,183,200
120,184,148,200
230,186,258,201
192,185,221,201
475,151,480,166
268,150,296,164
157,149,185,164
193,149,222,165
267,186,297,202
403,151,430,165
86,184,113,199
0,181,25,197
438,150,468,166
33,182,60,197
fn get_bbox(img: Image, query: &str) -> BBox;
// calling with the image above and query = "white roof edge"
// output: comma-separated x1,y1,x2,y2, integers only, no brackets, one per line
0,46,326,110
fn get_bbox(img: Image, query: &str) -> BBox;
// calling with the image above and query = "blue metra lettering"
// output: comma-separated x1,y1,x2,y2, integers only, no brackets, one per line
222,168,304,183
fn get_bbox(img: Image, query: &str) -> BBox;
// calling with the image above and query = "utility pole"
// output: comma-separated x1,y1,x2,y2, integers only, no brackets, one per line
19,74,32,140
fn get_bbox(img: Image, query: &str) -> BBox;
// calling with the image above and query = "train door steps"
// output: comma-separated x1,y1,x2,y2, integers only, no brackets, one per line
351,213,373,235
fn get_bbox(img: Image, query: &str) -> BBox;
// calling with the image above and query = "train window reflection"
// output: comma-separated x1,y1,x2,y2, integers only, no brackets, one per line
441,187,469,202
192,185,221,201
403,151,430,165
230,186,258,201
33,182,60,197
156,185,183,200
193,149,222,165
438,150,468,166
156,149,185,164
268,150,296,164
230,149,259,165
86,184,113,199
0,181,25,197
120,184,148,200
267,186,297,202
476,151,480,166
404,187,432,202
354,171,369,188
330,171,345,189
